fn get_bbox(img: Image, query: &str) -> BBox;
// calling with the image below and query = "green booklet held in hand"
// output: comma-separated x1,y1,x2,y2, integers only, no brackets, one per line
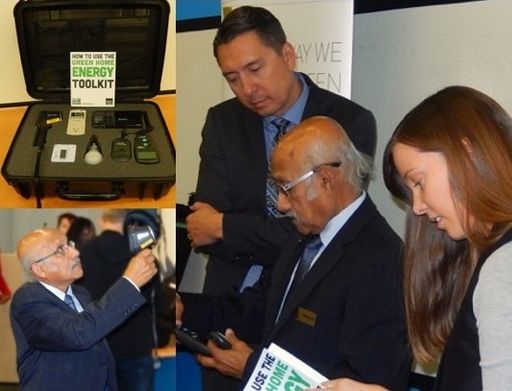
244,343,327,391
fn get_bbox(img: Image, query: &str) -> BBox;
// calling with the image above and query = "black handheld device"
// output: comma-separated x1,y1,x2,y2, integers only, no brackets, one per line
175,328,232,355
127,225,156,253
209,331,232,350
111,138,131,162
175,327,210,356
34,111,62,147
188,192,196,206
183,192,197,219
33,111,62,208
134,135,159,164
91,110,148,129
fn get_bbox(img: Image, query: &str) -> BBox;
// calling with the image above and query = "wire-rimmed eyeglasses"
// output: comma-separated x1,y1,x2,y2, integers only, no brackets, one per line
32,240,76,266
272,161,342,197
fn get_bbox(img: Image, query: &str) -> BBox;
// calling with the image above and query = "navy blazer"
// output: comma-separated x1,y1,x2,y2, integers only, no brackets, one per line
77,230,162,361
195,73,377,294
10,278,145,391
181,196,411,390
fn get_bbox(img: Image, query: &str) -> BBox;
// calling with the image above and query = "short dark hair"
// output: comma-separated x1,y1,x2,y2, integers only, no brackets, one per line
213,6,287,58
57,212,76,225
67,217,95,248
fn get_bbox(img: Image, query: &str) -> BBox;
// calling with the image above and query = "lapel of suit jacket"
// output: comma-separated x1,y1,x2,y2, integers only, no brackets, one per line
32,281,77,313
72,284,91,309
263,235,307,337
237,107,269,208
300,73,323,120
267,197,377,339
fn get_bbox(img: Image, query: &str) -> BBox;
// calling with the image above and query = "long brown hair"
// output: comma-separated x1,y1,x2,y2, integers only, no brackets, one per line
383,86,512,363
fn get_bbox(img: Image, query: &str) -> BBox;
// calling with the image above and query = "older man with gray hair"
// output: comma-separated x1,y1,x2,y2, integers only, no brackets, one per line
178,116,411,391
10,228,156,391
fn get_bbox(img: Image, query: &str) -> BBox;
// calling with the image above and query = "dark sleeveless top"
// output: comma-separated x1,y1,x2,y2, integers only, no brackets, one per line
435,230,512,390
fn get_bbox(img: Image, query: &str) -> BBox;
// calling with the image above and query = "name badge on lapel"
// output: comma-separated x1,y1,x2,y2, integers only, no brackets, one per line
295,307,317,327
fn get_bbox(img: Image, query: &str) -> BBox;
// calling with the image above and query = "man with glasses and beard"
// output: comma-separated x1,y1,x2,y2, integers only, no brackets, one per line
10,228,157,391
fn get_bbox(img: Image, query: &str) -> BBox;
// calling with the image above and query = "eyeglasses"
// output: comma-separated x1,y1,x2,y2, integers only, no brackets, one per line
273,162,342,197
32,241,76,265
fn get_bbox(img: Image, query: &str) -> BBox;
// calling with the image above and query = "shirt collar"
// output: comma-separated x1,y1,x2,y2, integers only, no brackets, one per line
264,72,310,127
319,192,366,247
39,280,75,301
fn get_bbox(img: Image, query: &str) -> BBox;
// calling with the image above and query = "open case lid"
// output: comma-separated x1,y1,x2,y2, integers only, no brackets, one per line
14,0,170,102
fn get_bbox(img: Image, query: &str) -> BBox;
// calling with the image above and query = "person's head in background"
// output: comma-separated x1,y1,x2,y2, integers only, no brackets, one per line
57,213,76,234
213,6,301,117
99,209,128,234
18,229,81,292
270,116,372,236
383,85,512,363
67,217,96,251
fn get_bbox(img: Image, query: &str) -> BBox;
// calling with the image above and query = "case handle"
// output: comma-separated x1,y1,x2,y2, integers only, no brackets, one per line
56,187,122,201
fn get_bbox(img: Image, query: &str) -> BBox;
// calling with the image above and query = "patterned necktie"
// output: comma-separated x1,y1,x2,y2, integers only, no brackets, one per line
266,117,292,216
271,118,291,144
242,119,293,291
64,294,78,312
276,235,323,321
295,235,323,281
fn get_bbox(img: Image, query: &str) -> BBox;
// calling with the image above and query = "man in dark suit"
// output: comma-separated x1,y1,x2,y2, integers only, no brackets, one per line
186,6,377,296
10,228,157,391
178,117,411,390
77,209,165,391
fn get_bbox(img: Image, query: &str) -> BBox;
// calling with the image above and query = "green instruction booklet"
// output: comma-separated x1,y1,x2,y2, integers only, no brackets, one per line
244,343,327,391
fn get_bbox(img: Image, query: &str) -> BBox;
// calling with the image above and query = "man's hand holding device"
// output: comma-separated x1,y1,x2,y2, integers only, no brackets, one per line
196,329,253,379
123,225,157,288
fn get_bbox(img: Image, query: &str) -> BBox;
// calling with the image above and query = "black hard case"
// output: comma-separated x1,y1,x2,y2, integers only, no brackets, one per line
3,0,175,202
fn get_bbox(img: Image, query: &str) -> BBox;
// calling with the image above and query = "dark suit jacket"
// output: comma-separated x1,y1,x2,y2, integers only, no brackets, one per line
10,278,145,391
196,73,377,294
77,230,162,360
181,196,411,390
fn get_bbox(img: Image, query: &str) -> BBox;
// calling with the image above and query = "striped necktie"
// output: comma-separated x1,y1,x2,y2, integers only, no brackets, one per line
241,118,293,291
266,118,292,217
